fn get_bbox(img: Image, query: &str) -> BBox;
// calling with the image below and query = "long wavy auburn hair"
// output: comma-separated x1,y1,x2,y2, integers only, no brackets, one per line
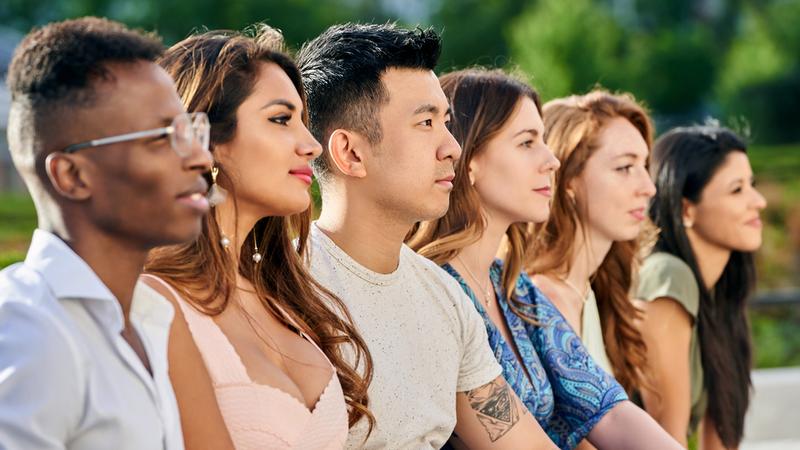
144,27,373,430
527,90,653,394
407,68,540,323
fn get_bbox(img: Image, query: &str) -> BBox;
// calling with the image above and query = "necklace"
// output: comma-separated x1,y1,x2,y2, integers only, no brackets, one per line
557,275,590,305
456,255,494,308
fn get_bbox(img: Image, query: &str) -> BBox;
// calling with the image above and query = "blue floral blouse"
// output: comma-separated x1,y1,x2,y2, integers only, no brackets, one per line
443,260,627,449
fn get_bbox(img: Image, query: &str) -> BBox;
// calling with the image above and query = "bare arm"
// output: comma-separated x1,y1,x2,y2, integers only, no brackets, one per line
141,277,235,450
637,297,694,447
588,400,683,450
454,375,558,449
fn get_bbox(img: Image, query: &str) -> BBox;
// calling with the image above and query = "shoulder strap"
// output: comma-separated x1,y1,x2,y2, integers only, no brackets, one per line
140,274,250,384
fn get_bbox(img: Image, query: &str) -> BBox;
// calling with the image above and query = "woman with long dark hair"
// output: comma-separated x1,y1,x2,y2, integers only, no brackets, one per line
409,68,680,450
143,27,373,449
636,125,766,449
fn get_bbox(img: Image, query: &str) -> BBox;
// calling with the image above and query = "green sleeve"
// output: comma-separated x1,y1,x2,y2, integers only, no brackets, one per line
636,252,700,319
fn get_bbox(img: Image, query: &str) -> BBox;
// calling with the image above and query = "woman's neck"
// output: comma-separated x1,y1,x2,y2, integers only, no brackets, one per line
450,210,511,285
687,230,732,289
214,199,261,261
565,224,613,291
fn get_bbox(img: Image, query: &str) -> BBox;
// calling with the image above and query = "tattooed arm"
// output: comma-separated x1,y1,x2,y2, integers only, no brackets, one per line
454,375,558,449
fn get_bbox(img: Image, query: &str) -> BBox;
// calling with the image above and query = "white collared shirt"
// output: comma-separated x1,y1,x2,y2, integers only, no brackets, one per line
0,230,184,450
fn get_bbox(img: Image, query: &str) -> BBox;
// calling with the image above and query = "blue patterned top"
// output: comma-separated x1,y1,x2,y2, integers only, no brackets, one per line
443,260,627,449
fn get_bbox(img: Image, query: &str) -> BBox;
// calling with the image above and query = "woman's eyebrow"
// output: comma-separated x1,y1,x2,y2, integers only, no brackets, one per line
260,99,296,111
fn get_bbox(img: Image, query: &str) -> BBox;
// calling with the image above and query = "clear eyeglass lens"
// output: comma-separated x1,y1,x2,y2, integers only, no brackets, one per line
170,112,210,158
192,113,210,152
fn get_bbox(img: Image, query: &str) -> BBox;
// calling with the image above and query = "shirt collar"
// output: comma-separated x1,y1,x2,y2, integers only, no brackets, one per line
24,229,118,304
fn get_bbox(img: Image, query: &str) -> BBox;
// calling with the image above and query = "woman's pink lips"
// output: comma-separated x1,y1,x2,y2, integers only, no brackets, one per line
629,208,646,221
291,173,313,185
533,187,552,197
746,218,763,227
289,167,314,185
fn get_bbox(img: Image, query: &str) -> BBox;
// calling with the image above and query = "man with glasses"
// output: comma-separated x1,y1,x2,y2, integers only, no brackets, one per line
0,17,211,449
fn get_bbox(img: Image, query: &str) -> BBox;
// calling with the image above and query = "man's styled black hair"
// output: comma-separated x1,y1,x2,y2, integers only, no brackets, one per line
296,22,441,181
6,16,164,164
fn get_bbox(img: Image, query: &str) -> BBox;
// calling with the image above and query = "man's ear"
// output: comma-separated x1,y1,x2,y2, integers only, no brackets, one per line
327,129,368,178
45,153,93,201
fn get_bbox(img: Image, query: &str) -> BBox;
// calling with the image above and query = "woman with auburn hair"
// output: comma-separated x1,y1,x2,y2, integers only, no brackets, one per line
528,91,656,398
636,125,766,449
143,27,373,450
409,68,680,450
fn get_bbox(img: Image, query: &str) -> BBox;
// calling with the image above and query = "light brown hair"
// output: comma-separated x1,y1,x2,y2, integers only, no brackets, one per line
528,90,653,394
144,27,373,429
407,68,540,322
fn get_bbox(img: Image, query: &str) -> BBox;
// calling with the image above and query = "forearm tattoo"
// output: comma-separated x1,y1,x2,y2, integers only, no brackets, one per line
465,379,520,442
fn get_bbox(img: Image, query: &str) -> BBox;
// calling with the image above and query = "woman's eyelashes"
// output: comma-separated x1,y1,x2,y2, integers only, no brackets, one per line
269,113,292,126
731,179,757,195
616,164,634,174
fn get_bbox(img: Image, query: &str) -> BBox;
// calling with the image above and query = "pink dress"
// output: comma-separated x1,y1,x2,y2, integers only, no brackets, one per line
144,275,349,449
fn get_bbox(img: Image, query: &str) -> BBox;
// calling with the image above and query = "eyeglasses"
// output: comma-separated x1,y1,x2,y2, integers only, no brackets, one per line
62,112,210,157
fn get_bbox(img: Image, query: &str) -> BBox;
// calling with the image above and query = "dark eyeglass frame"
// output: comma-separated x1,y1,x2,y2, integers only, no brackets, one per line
62,112,210,157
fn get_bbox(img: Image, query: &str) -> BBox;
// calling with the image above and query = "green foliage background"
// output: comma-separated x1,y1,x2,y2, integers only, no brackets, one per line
2,0,800,142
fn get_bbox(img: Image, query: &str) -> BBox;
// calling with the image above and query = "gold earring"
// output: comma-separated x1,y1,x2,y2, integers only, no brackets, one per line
208,165,228,207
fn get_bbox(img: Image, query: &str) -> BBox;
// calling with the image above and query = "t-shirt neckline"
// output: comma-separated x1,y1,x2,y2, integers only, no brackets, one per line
311,222,403,286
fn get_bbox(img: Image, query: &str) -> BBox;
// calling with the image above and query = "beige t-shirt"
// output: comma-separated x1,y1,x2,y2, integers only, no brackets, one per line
308,224,503,450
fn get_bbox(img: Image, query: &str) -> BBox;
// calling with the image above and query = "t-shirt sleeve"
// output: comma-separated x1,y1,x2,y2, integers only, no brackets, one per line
637,253,700,319
0,300,82,450
523,274,627,448
452,289,503,393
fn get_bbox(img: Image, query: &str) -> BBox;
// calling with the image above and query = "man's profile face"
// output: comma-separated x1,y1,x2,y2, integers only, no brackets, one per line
364,68,462,223
67,61,211,248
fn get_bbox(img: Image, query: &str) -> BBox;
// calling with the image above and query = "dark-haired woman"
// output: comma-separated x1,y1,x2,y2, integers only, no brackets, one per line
636,125,766,449
143,27,373,450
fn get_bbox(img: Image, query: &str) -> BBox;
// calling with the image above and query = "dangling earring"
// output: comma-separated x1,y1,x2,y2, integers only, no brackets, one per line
208,165,228,207
209,165,231,248
252,235,262,263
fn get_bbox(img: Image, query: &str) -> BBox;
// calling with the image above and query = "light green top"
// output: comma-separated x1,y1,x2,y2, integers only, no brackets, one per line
637,251,707,436
581,287,615,375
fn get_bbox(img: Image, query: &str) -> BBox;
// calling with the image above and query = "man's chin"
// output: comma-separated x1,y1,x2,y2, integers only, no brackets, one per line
418,201,451,222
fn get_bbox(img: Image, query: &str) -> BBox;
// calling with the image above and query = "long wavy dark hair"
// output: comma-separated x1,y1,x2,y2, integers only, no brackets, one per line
145,26,373,430
649,125,755,447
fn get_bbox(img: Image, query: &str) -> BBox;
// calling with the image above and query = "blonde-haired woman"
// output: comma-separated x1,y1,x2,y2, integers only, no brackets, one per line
528,91,656,400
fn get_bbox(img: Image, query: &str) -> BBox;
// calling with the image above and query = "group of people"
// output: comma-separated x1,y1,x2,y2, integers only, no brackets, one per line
0,16,766,450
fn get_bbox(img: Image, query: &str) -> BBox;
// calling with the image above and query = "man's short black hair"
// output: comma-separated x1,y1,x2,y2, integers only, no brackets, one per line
6,16,164,165
296,22,441,181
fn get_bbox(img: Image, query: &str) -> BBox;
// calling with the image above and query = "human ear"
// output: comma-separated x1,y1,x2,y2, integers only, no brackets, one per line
328,129,367,178
681,198,697,229
45,153,92,201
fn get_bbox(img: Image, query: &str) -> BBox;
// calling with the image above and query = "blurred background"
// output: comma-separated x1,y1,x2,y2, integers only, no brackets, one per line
0,0,798,447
